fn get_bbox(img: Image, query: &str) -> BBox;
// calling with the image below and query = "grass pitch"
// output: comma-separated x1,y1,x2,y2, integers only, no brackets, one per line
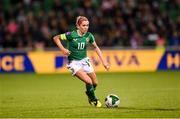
0,72,180,118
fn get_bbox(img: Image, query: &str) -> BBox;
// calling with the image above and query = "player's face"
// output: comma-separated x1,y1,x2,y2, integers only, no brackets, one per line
78,20,89,34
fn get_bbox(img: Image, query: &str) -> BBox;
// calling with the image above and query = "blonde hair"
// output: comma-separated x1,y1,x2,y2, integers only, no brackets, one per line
76,16,89,26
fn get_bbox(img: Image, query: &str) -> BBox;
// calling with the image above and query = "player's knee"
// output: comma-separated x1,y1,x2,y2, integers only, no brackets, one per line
93,80,98,86
93,83,97,90
86,80,93,85
93,83,97,87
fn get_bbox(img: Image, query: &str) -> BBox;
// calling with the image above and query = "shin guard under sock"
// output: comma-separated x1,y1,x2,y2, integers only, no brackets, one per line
86,84,97,101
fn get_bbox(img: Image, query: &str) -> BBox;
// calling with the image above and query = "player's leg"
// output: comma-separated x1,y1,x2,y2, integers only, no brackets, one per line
67,61,96,104
87,72,98,90
81,58,102,107
87,72,102,107
75,69,101,107
82,58,98,90
75,69,92,84
75,70,97,101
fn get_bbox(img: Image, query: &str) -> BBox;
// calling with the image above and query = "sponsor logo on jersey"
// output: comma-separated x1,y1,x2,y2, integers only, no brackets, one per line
73,38,78,41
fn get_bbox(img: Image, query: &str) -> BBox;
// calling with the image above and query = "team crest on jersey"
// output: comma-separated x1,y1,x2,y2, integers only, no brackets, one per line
86,38,90,42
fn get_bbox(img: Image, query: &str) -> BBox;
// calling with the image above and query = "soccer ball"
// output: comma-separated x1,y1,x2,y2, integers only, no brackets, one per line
105,94,120,108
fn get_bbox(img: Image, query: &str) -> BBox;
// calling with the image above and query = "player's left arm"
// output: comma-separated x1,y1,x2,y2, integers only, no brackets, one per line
91,42,110,71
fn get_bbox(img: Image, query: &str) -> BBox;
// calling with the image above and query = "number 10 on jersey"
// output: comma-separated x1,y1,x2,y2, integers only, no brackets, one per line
78,42,85,50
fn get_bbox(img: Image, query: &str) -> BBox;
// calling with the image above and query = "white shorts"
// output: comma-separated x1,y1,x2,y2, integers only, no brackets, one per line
67,57,94,75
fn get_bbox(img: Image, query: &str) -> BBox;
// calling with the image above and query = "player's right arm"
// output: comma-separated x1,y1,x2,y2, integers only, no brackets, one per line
53,34,71,56
92,41,110,71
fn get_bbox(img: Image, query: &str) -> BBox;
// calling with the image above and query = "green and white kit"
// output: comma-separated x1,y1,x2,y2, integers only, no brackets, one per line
59,30,95,75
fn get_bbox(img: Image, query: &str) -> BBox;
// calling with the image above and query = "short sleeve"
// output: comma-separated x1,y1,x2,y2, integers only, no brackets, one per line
89,33,95,44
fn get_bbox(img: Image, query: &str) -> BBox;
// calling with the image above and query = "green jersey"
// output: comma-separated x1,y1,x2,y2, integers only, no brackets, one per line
59,30,95,61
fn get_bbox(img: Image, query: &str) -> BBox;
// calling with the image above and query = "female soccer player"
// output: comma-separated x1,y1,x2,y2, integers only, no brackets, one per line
53,16,110,107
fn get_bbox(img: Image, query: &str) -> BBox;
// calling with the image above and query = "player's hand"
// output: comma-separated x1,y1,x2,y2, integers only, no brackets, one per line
103,62,110,71
62,48,71,56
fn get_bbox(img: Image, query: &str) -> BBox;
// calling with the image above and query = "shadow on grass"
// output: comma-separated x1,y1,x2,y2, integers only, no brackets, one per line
57,106,180,112
103,106,180,111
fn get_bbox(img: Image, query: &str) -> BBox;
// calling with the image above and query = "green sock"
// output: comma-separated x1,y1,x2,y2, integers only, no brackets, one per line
93,84,97,91
86,84,97,101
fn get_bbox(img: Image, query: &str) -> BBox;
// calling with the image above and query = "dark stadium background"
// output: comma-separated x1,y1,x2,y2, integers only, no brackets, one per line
0,0,179,50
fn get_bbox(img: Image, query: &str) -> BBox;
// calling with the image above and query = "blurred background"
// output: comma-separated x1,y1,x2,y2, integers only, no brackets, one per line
0,0,179,73
0,0,180,51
